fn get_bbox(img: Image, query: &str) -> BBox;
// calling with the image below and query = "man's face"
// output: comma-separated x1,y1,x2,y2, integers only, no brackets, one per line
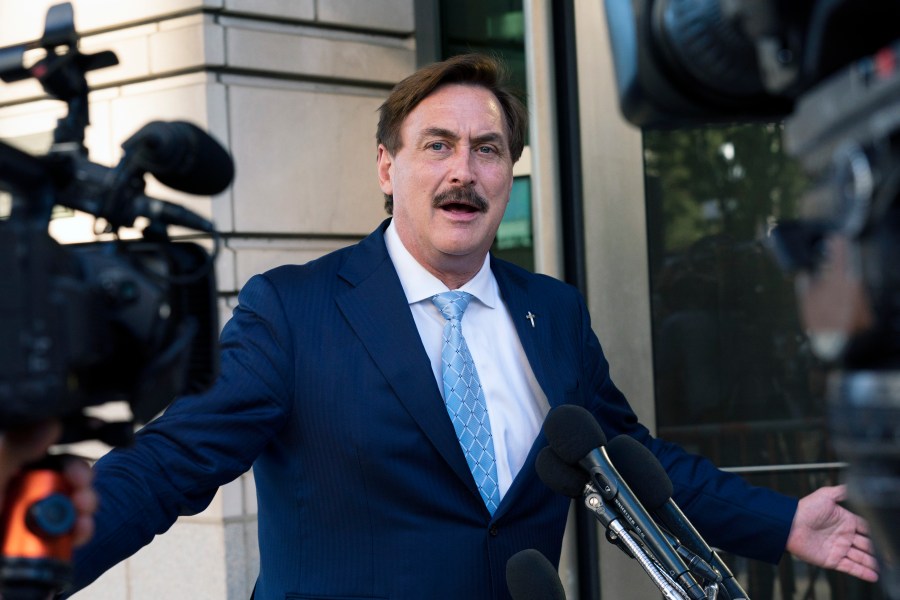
377,83,514,282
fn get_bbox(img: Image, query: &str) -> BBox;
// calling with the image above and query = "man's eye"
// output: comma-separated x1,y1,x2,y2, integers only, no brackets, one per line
477,146,495,154
429,142,446,151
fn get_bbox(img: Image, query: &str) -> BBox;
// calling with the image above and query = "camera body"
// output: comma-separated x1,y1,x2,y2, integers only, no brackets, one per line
605,0,899,127
0,2,223,442
0,227,218,429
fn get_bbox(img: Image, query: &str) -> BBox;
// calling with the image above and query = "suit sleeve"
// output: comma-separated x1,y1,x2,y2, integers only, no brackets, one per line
574,290,798,564
70,273,296,592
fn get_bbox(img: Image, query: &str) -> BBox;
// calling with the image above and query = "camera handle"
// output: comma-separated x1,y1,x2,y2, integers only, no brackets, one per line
0,454,79,600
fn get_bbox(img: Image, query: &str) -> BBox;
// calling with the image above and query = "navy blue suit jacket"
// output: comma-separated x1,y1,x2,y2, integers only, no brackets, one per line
72,220,797,599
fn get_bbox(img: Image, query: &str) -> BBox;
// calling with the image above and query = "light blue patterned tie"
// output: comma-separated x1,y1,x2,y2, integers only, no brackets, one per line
431,291,500,515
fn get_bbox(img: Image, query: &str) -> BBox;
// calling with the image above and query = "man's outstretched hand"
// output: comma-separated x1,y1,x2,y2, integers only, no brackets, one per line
786,484,879,583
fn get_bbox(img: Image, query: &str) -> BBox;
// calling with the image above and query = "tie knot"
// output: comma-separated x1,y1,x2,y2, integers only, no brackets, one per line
431,290,473,321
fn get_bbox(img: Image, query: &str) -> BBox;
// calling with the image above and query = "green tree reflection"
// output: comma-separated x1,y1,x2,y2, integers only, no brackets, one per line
645,123,808,254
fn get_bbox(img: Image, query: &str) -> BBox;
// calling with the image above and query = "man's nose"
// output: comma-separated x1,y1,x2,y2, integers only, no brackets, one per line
448,148,476,186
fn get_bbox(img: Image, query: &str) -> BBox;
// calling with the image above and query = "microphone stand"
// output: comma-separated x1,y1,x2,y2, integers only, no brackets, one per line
581,483,717,600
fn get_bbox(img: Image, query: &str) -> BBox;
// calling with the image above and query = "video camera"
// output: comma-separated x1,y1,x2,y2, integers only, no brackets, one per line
0,2,226,437
604,1,900,597
0,3,228,596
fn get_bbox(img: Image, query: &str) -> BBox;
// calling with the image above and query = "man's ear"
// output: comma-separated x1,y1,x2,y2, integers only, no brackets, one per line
376,144,394,196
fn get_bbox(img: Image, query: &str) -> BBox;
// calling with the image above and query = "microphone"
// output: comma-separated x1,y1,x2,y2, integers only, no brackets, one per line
535,446,591,498
120,120,234,196
543,405,706,600
606,435,750,600
536,446,637,558
536,445,720,583
83,120,233,231
535,446,625,534
536,446,700,600
602,436,721,585
506,549,567,600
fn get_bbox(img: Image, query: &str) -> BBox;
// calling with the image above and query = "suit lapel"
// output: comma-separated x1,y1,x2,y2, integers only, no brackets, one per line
492,259,569,410
492,259,572,516
335,222,475,491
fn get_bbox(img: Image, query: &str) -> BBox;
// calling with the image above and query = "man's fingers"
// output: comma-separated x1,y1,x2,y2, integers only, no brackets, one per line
837,557,880,583
62,456,97,547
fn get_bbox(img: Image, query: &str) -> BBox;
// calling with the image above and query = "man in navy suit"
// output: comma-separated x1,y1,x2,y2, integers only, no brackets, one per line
69,54,878,599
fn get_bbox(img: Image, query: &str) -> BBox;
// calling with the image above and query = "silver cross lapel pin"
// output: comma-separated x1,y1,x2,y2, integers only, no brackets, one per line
525,311,537,328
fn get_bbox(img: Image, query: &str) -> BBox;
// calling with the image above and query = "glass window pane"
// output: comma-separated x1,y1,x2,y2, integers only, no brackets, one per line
646,123,823,465
438,0,533,272
645,124,884,599
493,175,533,271
439,0,527,114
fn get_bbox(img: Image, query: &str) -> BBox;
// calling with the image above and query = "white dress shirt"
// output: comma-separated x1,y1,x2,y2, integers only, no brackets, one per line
384,221,550,499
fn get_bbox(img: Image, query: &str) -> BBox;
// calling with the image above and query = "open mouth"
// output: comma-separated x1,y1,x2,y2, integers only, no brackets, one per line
440,202,480,213
433,188,488,213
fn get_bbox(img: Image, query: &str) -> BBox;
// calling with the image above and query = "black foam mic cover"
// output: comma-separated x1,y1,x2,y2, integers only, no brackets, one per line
122,121,234,196
605,434,673,508
506,549,567,600
536,446,590,498
542,404,607,464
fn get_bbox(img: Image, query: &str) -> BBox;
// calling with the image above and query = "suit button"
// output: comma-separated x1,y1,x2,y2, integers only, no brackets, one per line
489,525,499,536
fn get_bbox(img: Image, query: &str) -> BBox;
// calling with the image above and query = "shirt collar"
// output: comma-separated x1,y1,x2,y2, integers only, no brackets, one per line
384,219,498,309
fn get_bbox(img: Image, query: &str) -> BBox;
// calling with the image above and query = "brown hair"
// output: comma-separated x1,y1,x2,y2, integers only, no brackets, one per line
377,53,527,214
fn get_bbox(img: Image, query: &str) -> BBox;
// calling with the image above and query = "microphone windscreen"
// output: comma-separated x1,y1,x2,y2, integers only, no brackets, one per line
542,405,607,464
606,435,673,508
536,446,589,498
124,121,235,196
506,549,567,600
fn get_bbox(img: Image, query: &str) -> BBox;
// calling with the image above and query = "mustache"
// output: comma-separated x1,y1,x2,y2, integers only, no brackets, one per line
432,187,488,212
